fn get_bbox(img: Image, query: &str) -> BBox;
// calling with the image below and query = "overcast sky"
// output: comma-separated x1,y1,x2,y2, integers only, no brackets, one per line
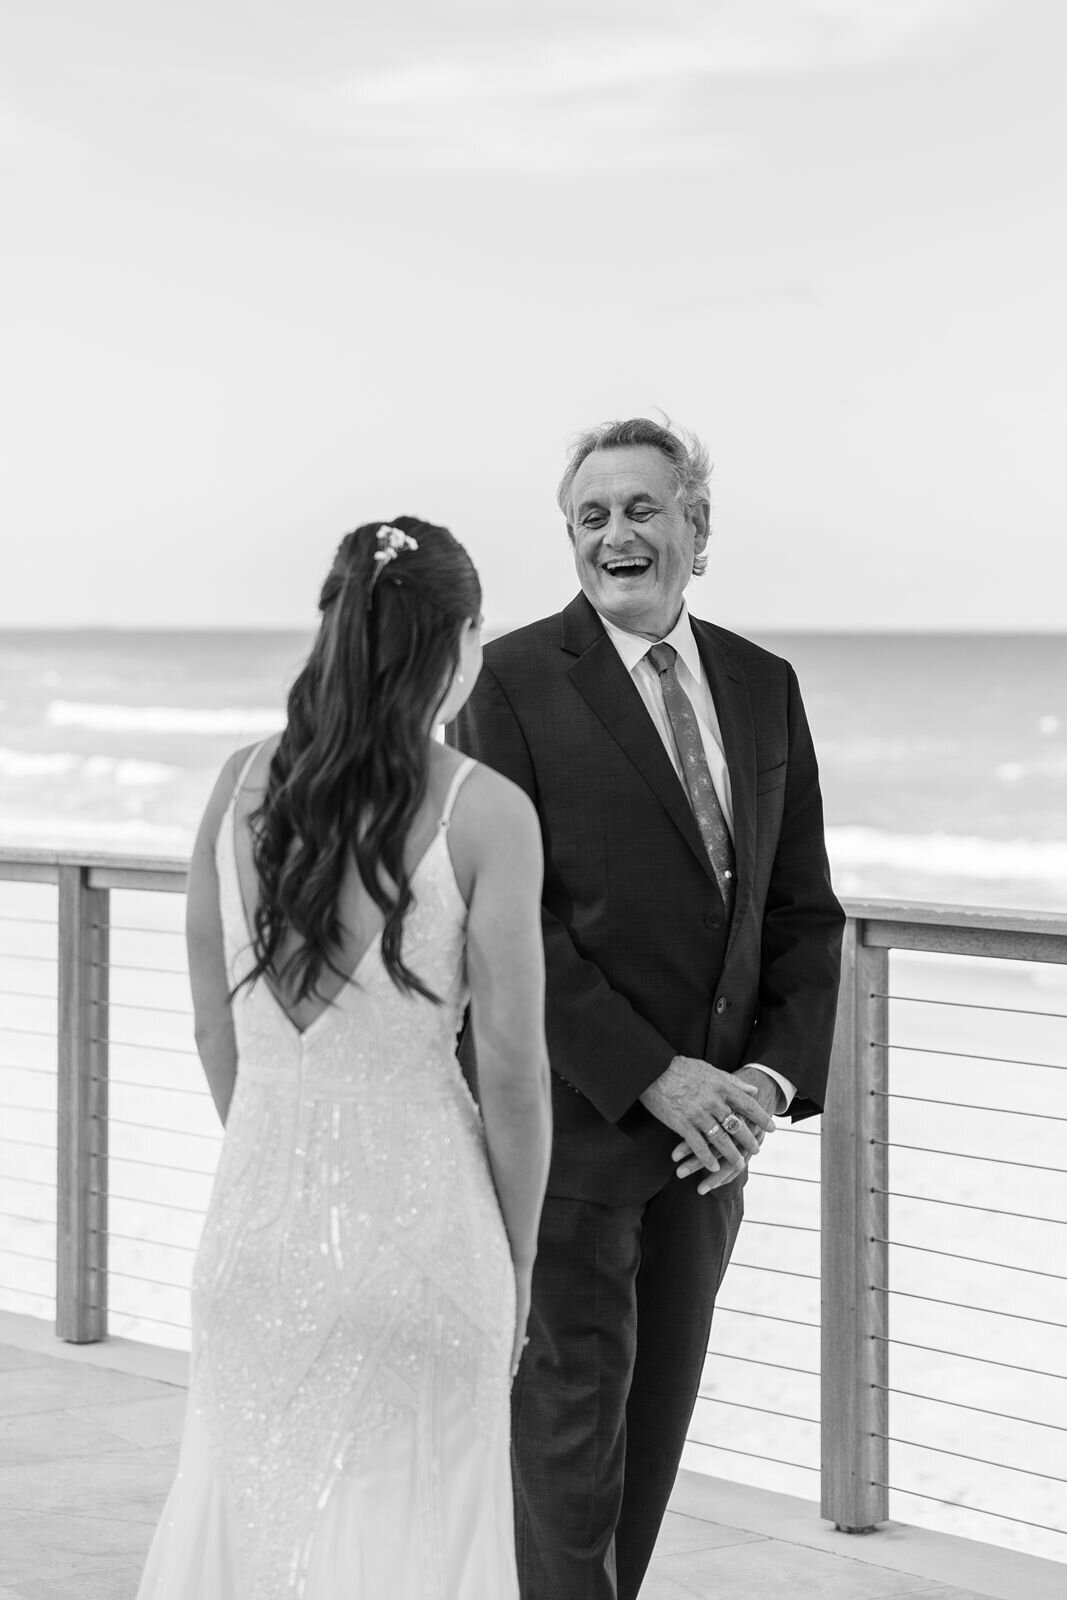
2,1,1064,632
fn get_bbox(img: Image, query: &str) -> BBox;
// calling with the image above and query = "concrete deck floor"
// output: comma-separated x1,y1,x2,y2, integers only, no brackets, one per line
0,1313,1062,1600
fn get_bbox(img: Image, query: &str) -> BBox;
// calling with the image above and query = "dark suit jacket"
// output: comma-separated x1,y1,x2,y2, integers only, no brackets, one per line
452,593,844,1205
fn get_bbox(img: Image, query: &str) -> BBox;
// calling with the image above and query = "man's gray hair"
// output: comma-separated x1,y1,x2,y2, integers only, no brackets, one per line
557,417,713,578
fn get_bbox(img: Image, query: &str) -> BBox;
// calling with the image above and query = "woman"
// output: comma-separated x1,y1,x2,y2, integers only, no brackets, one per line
137,517,551,1599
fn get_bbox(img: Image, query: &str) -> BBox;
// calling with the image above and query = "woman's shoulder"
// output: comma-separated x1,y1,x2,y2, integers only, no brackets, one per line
430,745,534,822
195,735,281,851
438,754,540,886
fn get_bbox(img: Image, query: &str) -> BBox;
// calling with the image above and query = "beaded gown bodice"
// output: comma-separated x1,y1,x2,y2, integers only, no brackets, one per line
141,756,517,1600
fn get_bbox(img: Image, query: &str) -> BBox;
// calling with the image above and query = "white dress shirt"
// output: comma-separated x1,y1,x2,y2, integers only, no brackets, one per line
597,603,795,1114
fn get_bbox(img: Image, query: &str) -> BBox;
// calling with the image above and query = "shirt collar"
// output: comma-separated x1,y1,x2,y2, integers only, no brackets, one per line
597,601,704,685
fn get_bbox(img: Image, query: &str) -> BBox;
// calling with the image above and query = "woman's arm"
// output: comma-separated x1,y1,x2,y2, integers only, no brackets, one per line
185,750,247,1124
452,765,552,1370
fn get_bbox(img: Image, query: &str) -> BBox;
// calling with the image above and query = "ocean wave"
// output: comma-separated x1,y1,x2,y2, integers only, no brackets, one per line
46,700,282,735
0,748,79,778
0,747,177,785
0,814,190,847
827,826,1067,883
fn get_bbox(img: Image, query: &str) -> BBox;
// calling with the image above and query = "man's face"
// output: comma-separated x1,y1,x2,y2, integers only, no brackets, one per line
567,446,709,641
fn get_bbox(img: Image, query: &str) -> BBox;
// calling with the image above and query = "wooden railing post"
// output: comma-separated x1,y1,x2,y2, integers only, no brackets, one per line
821,917,889,1531
56,866,108,1341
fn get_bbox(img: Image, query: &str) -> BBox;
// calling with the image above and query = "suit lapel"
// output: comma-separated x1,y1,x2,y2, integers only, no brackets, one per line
561,595,716,882
692,618,757,949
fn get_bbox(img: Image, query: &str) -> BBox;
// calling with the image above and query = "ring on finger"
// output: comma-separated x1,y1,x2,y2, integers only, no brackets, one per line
706,1120,722,1139
722,1112,745,1135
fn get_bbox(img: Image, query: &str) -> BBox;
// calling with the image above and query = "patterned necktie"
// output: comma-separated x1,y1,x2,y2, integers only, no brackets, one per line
646,642,736,915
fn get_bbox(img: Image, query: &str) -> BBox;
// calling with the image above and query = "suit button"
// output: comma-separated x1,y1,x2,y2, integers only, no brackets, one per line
715,997,728,1015
705,912,722,930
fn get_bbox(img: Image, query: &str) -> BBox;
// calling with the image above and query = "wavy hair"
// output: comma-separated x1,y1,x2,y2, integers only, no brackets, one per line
557,416,713,577
237,516,481,1008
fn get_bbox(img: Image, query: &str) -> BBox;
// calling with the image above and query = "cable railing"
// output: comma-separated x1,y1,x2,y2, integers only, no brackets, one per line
0,850,1064,1564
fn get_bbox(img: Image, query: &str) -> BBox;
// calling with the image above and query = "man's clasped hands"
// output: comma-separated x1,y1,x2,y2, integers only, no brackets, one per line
640,1057,780,1196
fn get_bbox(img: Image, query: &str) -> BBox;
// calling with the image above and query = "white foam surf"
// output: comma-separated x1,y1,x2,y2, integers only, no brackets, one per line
827,825,1067,885
45,701,281,735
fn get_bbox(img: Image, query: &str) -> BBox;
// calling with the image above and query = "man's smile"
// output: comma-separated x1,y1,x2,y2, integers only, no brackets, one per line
601,556,653,579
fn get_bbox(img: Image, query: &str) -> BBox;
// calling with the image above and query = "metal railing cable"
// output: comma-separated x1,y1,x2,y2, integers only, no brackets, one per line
109,1077,211,1097
701,1395,819,1426
108,1116,219,1140
0,1244,54,1264
870,1188,1065,1227
97,1305,191,1333
881,990,1067,1021
106,1190,209,1216
2,1211,55,1228
873,1040,1067,1072
877,1384,1067,1433
105,962,190,977
869,1483,1065,1540
873,1433,1067,1486
731,1261,821,1282
107,1229,197,1250
872,1283,1066,1330
871,1137,1067,1175
712,1351,820,1378
872,1088,1067,1123
869,1234,1067,1281
692,1440,818,1473
742,1217,819,1234
716,1305,820,1329
0,1135,55,1154
110,999,192,1017
871,1333,1065,1383
94,1038,196,1056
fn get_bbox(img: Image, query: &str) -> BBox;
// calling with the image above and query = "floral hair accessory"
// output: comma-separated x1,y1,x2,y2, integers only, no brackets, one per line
367,524,419,605
373,525,419,566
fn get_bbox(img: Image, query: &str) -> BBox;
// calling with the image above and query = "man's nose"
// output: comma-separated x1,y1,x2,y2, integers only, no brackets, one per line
600,514,631,548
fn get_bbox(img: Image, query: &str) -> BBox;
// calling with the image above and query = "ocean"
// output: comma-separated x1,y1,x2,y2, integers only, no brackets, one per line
1,627,1064,910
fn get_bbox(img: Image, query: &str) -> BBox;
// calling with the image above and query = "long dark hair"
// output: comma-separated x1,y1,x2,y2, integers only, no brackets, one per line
238,516,481,1007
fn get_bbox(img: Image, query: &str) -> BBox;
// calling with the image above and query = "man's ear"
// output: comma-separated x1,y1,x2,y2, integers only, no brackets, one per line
565,522,576,546
691,500,711,555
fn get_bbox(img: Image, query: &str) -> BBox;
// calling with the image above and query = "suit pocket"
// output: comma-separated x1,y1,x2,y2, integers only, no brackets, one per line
755,760,787,794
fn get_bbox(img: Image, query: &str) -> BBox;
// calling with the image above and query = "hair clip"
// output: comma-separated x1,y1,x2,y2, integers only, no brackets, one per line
373,525,419,566
367,524,419,605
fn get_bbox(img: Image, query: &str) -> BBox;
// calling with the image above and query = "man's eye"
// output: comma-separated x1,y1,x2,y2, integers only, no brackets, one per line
630,509,655,522
582,514,606,529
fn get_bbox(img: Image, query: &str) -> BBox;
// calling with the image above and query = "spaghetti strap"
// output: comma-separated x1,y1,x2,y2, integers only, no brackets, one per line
439,756,477,831
230,741,266,811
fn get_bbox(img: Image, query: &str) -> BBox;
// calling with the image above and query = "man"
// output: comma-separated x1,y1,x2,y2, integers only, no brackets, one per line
452,417,844,1599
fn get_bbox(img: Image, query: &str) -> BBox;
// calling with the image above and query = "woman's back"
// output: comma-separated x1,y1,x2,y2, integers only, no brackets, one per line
229,737,478,1041
226,738,477,1069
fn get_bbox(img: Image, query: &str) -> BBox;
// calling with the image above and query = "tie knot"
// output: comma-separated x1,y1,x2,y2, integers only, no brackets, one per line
647,642,677,676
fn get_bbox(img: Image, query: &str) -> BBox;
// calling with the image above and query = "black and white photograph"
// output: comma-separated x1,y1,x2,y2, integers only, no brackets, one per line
0,3,1064,1597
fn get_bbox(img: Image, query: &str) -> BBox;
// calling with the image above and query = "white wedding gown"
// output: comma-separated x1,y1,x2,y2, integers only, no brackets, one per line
136,755,518,1599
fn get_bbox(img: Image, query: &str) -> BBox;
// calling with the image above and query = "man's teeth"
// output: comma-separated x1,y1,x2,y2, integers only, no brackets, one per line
604,559,652,573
